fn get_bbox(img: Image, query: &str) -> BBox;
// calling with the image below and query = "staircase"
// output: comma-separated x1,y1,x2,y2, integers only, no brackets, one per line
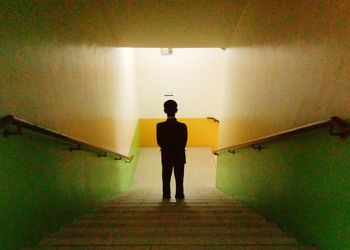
26,186,312,249
24,148,313,249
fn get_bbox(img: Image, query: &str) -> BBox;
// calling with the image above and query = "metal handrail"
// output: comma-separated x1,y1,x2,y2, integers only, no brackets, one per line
207,117,220,123
214,116,350,155
0,115,133,162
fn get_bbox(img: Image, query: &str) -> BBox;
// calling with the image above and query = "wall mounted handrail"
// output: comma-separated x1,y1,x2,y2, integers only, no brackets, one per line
207,117,220,123
214,116,350,155
0,115,133,162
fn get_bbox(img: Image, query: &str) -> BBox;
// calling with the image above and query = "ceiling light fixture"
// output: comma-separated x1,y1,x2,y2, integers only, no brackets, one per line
160,48,173,55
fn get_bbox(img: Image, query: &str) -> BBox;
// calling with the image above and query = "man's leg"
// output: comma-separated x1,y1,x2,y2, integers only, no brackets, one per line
174,164,185,199
162,163,172,199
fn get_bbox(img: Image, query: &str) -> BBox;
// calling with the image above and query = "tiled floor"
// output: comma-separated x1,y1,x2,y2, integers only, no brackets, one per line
26,148,314,249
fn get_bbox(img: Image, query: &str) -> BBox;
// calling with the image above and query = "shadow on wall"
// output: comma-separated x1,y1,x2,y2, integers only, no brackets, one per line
218,117,295,148
230,0,349,47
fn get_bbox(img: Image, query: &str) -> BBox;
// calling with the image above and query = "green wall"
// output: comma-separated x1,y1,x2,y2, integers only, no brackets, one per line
216,127,350,249
0,123,140,250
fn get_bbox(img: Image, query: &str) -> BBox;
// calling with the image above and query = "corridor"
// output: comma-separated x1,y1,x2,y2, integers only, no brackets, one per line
31,148,307,249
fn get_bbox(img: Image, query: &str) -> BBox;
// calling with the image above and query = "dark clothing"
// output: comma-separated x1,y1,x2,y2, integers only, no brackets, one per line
162,163,184,199
157,118,187,198
157,118,187,164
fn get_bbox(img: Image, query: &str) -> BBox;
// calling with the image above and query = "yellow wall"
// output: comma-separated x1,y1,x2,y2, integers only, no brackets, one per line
140,118,219,150
219,0,350,148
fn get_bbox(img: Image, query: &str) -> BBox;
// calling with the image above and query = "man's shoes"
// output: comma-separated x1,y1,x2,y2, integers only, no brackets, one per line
175,195,185,199
162,195,171,199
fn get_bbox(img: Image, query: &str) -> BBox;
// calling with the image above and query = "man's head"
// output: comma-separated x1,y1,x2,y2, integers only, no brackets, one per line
164,100,178,117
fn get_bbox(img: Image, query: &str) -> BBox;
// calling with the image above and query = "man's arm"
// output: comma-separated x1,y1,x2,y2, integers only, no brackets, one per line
181,124,188,149
156,123,164,148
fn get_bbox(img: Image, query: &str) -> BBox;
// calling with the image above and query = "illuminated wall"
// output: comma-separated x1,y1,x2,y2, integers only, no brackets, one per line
136,48,225,119
0,45,139,156
0,4,140,249
216,1,350,249
219,0,350,147
135,48,224,149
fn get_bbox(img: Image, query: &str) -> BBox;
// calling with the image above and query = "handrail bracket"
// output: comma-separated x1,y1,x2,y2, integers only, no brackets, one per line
329,116,350,139
252,144,263,151
3,124,22,138
98,152,107,158
125,155,134,163
69,144,81,152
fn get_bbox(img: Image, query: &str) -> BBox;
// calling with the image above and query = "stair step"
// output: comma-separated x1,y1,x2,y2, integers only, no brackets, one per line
69,220,272,228
64,223,281,230
23,247,149,250
47,231,291,239
100,205,245,208
39,235,298,246
102,200,242,207
99,203,244,206
79,213,263,221
92,210,251,215
57,225,283,235
153,235,298,245
75,218,267,225
95,208,249,213
157,225,284,234
106,197,240,200
34,185,305,248
151,247,316,250
23,246,316,250
95,206,249,212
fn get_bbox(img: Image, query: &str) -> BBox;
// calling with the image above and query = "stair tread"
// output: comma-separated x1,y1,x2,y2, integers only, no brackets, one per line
24,247,316,250
45,233,294,238
95,207,250,211
75,217,266,223
39,235,298,246
82,211,261,217
57,226,283,234
69,221,272,228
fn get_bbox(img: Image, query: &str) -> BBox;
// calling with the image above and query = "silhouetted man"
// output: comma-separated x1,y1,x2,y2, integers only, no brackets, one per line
157,100,188,199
